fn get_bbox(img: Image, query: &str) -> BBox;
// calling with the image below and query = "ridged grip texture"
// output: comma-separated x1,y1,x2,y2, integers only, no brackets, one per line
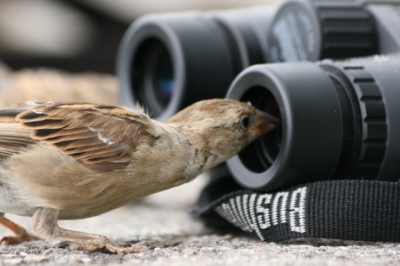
315,2,377,59
341,65,387,180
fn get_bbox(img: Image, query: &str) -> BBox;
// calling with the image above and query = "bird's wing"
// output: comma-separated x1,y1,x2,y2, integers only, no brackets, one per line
0,101,159,171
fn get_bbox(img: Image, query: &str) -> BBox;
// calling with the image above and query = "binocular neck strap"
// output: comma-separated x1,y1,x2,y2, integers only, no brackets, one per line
191,179,400,242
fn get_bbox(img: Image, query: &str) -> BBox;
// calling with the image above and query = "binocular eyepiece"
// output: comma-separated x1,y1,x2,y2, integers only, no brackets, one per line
227,55,400,191
117,8,275,120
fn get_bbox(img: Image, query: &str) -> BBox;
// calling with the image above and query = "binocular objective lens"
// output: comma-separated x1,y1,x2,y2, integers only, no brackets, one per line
132,38,175,116
153,50,174,109
263,100,282,163
238,86,282,173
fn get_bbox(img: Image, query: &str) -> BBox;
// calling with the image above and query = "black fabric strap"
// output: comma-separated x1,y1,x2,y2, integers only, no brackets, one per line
191,174,400,242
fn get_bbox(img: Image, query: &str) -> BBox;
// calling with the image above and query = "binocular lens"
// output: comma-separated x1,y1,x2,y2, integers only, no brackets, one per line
239,86,282,173
153,47,174,109
132,38,174,116
263,100,282,162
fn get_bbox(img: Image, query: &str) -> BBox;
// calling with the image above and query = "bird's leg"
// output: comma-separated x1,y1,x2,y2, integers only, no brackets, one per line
0,213,42,245
32,208,148,254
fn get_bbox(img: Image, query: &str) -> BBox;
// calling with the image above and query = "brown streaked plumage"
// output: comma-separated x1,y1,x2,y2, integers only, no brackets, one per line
0,99,279,254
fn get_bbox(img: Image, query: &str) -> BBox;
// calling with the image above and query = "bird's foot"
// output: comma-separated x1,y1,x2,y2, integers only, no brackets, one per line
55,237,150,254
1,233,42,245
0,216,42,245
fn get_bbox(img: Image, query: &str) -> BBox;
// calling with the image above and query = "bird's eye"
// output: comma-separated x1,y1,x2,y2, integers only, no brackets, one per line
240,115,250,130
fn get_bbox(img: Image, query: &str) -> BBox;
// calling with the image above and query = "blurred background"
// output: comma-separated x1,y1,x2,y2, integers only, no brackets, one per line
0,0,280,73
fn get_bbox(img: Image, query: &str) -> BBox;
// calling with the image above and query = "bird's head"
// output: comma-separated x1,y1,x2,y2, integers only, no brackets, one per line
167,99,279,166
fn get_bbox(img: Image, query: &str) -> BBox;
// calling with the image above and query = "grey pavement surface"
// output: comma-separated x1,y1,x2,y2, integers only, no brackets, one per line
0,175,399,265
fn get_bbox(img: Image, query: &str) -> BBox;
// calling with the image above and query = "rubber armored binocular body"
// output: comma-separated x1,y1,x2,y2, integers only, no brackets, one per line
226,55,400,192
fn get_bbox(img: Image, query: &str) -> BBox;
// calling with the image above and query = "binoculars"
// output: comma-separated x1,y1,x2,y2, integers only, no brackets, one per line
117,0,400,191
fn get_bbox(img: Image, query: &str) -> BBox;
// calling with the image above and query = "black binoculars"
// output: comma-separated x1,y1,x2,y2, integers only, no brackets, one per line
117,0,400,191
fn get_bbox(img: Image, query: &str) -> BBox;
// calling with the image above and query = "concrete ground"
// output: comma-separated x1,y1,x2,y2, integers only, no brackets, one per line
0,175,399,266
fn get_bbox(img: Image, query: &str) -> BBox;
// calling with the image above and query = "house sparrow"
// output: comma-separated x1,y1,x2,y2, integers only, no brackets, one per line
0,99,279,254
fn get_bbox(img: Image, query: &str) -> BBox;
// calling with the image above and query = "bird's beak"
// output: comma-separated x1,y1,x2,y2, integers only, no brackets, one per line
251,111,280,137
